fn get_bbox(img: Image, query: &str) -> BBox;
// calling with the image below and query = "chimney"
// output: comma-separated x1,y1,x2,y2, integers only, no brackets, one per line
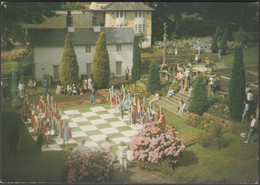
66,10,74,32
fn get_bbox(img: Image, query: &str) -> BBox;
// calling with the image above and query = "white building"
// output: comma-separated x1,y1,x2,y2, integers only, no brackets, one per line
28,27,135,82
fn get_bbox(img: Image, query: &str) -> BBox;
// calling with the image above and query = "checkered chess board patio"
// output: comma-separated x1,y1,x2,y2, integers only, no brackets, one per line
22,104,143,152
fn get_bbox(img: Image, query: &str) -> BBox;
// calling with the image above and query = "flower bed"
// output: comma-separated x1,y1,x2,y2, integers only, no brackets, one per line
186,113,230,130
66,147,113,182
208,103,230,120
126,83,148,98
130,121,185,174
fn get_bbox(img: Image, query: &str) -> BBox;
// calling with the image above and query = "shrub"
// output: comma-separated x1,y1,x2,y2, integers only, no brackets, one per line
92,32,110,89
198,134,213,147
60,34,79,86
220,28,228,55
228,47,246,121
208,96,229,107
146,61,162,93
66,147,113,182
211,25,221,53
126,83,146,99
132,35,142,83
130,121,185,174
189,74,208,115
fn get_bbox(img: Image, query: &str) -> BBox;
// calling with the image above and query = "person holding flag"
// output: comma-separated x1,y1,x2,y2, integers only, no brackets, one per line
62,121,72,146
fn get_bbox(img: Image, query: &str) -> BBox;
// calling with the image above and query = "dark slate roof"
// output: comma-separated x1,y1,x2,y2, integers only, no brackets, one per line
28,27,135,47
103,2,154,11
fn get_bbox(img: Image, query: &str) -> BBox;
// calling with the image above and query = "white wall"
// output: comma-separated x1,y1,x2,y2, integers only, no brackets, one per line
33,43,133,82
141,35,152,48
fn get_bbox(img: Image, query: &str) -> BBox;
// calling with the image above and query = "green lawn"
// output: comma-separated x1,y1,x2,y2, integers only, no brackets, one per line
217,47,258,68
1,101,258,183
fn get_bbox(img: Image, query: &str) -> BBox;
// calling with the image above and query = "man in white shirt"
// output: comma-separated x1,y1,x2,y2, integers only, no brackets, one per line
247,90,254,102
247,90,254,115
244,114,257,143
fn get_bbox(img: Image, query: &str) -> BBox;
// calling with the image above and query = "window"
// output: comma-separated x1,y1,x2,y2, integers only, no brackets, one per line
85,45,91,53
116,44,122,52
116,61,122,75
135,11,144,18
86,63,92,75
117,11,125,18
53,65,60,79
135,24,144,33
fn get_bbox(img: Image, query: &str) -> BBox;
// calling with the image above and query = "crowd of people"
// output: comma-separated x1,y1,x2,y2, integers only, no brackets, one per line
56,76,93,96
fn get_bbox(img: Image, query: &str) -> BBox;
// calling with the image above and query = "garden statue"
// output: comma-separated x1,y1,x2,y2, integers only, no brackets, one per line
198,46,201,55
163,22,167,65
10,64,20,106
218,49,221,59
175,48,178,56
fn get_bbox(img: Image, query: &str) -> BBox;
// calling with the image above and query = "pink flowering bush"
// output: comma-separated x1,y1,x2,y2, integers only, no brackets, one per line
66,147,113,182
130,121,185,174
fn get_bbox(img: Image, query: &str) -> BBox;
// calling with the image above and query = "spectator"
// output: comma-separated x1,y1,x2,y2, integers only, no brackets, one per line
188,85,193,98
166,87,175,99
101,137,113,153
117,141,128,171
82,76,88,93
18,81,25,98
244,114,257,143
245,84,251,94
72,84,77,95
77,83,81,95
242,101,249,122
125,66,129,81
67,84,72,95
88,76,92,91
179,85,185,95
247,90,254,114
56,84,61,95
28,78,34,95
178,100,188,115
89,87,95,105
43,79,48,96
33,80,38,94
120,98,124,119
77,139,86,149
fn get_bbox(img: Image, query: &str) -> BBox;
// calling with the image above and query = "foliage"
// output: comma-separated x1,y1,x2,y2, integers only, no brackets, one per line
186,113,230,130
126,83,147,99
130,121,185,174
1,2,60,48
92,32,110,89
233,27,248,46
132,35,142,83
208,96,229,107
136,32,148,47
146,61,162,93
60,2,89,12
60,34,79,86
208,103,230,120
220,28,228,55
66,147,113,182
161,82,181,96
198,134,229,149
228,47,246,121
188,74,208,115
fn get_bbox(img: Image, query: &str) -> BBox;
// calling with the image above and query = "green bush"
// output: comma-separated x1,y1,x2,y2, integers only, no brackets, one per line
189,74,208,115
208,96,229,107
146,61,162,93
60,34,79,86
228,47,246,121
198,134,213,147
246,32,258,47
233,27,248,46
92,32,110,89
132,35,142,83
211,25,221,53
213,136,229,149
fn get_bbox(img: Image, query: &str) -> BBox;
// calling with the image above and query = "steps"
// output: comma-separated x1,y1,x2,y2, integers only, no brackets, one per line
148,91,190,120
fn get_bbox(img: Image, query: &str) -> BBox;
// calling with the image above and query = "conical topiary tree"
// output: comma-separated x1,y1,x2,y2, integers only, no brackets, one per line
220,27,228,55
211,25,221,53
233,26,248,46
131,35,141,83
92,32,110,89
146,61,162,93
228,47,246,121
189,74,208,115
60,34,79,86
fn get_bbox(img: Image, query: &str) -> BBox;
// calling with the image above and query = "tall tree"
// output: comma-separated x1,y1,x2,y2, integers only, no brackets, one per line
60,34,79,86
188,74,208,115
1,2,61,49
220,27,228,55
131,35,142,83
146,61,162,93
211,25,221,53
92,32,110,89
228,47,246,121
233,26,248,46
